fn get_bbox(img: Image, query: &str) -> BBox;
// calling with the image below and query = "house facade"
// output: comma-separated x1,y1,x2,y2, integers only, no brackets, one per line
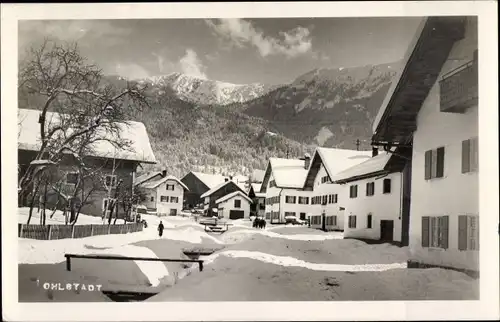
135,174,189,216
371,17,478,273
216,191,253,220
181,171,228,209
303,147,372,231
248,183,266,217
200,179,246,217
261,155,313,224
17,108,157,218
332,150,409,243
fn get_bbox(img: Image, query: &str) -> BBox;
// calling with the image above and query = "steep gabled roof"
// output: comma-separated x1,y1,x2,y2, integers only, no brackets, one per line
260,158,308,192
135,171,163,186
250,169,265,183
190,171,228,189
139,175,189,190
215,191,252,205
248,183,265,198
331,153,392,184
18,108,157,164
303,147,372,190
371,17,467,144
200,180,245,199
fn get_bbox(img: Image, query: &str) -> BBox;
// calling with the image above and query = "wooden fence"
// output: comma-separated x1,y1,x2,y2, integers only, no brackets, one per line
18,223,144,240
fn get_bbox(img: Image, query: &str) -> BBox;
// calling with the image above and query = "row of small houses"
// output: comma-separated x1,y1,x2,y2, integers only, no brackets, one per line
259,16,479,276
17,17,478,276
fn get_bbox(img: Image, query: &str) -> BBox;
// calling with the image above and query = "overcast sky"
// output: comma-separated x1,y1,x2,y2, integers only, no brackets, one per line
19,17,422,85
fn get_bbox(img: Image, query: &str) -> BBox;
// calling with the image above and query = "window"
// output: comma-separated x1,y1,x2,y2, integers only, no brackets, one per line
367,214,372,229
325,216,337,226
424,147,445,180
266,212,271,220
383,179,392,194
366,182,375,196
105,174,117,188
421,215,449,249
166,184,175,191
298,196,309,204
66,172,79,185
285,196,297,204
321,176,331,184
272,212,280,220
160,196,168,202
322,195,327,205
234,199,241,208
311,216,321,225
300,213,306,220
171,197,179,203
349,185,358,198
462,137,479,173
150,196,154,202
285,212,296,217
458,215,479,251
333,194,338,203
348,215,357,228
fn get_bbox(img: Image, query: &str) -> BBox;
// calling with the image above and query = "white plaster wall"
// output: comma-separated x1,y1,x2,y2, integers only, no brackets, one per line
409,17,479,270
308,164,346,230
156,179,185,216
341,172,403,242
218,196,251,219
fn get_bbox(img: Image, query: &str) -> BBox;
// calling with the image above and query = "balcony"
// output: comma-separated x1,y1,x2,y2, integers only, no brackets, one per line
439,59,478,113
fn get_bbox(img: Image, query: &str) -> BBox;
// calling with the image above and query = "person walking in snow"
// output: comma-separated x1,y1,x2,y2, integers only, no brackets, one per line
158,221,164,238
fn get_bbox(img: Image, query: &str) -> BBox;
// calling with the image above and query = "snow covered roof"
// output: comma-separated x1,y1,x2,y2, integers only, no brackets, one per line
200,180,245,199
331,152,393,183
18,109,157,164
139,175,189,190
135,171,163,186
261,158,309,190
303,147,372,189
191,171,228,189
249,183,265,198
215,191,252,204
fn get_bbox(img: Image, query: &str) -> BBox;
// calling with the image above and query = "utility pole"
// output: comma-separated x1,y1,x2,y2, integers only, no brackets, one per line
356,139,360,151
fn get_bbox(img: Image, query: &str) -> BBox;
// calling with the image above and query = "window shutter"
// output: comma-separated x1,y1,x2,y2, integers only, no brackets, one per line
441,216,449,249
471,137,479,171
436,147,445,178
424,150,432,180
462,139,470,173
353,216,357,228
458,215,468,251
421,216,430,247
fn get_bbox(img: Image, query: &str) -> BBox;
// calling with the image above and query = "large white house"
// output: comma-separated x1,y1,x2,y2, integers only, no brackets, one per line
302,147,372,231
136,174,189,216
215,191,253,220
371,17,478,274
260,155,312,224
331,149,409,243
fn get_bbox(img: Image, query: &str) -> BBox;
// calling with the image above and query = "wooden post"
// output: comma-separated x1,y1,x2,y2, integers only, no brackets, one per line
19,224,24,238
66,255,71,271
71,225,75,239
199,261,204,272
47,225,52,240
107,225,111,235
90,225,94,237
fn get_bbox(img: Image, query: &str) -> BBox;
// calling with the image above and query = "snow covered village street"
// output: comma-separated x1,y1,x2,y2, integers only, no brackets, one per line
18,211,478,302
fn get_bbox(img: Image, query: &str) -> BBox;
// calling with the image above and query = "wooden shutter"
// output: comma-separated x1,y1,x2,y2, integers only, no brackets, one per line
458,215,468,251
441,216,449,249
471,137,479,171
353,216,357,228
421,216,430,247
462,139,470,173
424,150,432,180
436,147,445,178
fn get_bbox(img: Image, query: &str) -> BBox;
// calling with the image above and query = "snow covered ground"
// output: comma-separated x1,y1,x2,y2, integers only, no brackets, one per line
18,214,479,302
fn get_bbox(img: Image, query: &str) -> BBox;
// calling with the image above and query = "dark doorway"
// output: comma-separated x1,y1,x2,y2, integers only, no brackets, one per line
321,213,326,231
380,220,394,241
229,210,245,220
300,213,306,220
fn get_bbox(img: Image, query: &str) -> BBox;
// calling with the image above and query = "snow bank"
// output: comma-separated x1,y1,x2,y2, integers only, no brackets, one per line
201,250,407,272
221,228,343,243
86,244,169,287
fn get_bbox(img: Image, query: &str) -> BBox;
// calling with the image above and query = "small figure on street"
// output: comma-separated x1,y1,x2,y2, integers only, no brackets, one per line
158,221,164,237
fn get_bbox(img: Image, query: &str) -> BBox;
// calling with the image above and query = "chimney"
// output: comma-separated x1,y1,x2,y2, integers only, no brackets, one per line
304,153,311,169
372,147,378,157
162,170,167,177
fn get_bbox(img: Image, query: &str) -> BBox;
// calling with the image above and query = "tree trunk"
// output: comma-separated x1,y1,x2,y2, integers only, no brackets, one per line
49,200,59,218
26,184,40,225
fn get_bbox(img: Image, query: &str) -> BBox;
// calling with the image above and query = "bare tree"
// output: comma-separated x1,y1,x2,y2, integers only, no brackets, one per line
18,38,151,206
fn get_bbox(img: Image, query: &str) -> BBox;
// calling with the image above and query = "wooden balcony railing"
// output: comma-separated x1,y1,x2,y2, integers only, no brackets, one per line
439,59,478,113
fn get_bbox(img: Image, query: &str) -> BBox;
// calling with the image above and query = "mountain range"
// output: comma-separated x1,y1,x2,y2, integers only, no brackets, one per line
19,61,400,179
